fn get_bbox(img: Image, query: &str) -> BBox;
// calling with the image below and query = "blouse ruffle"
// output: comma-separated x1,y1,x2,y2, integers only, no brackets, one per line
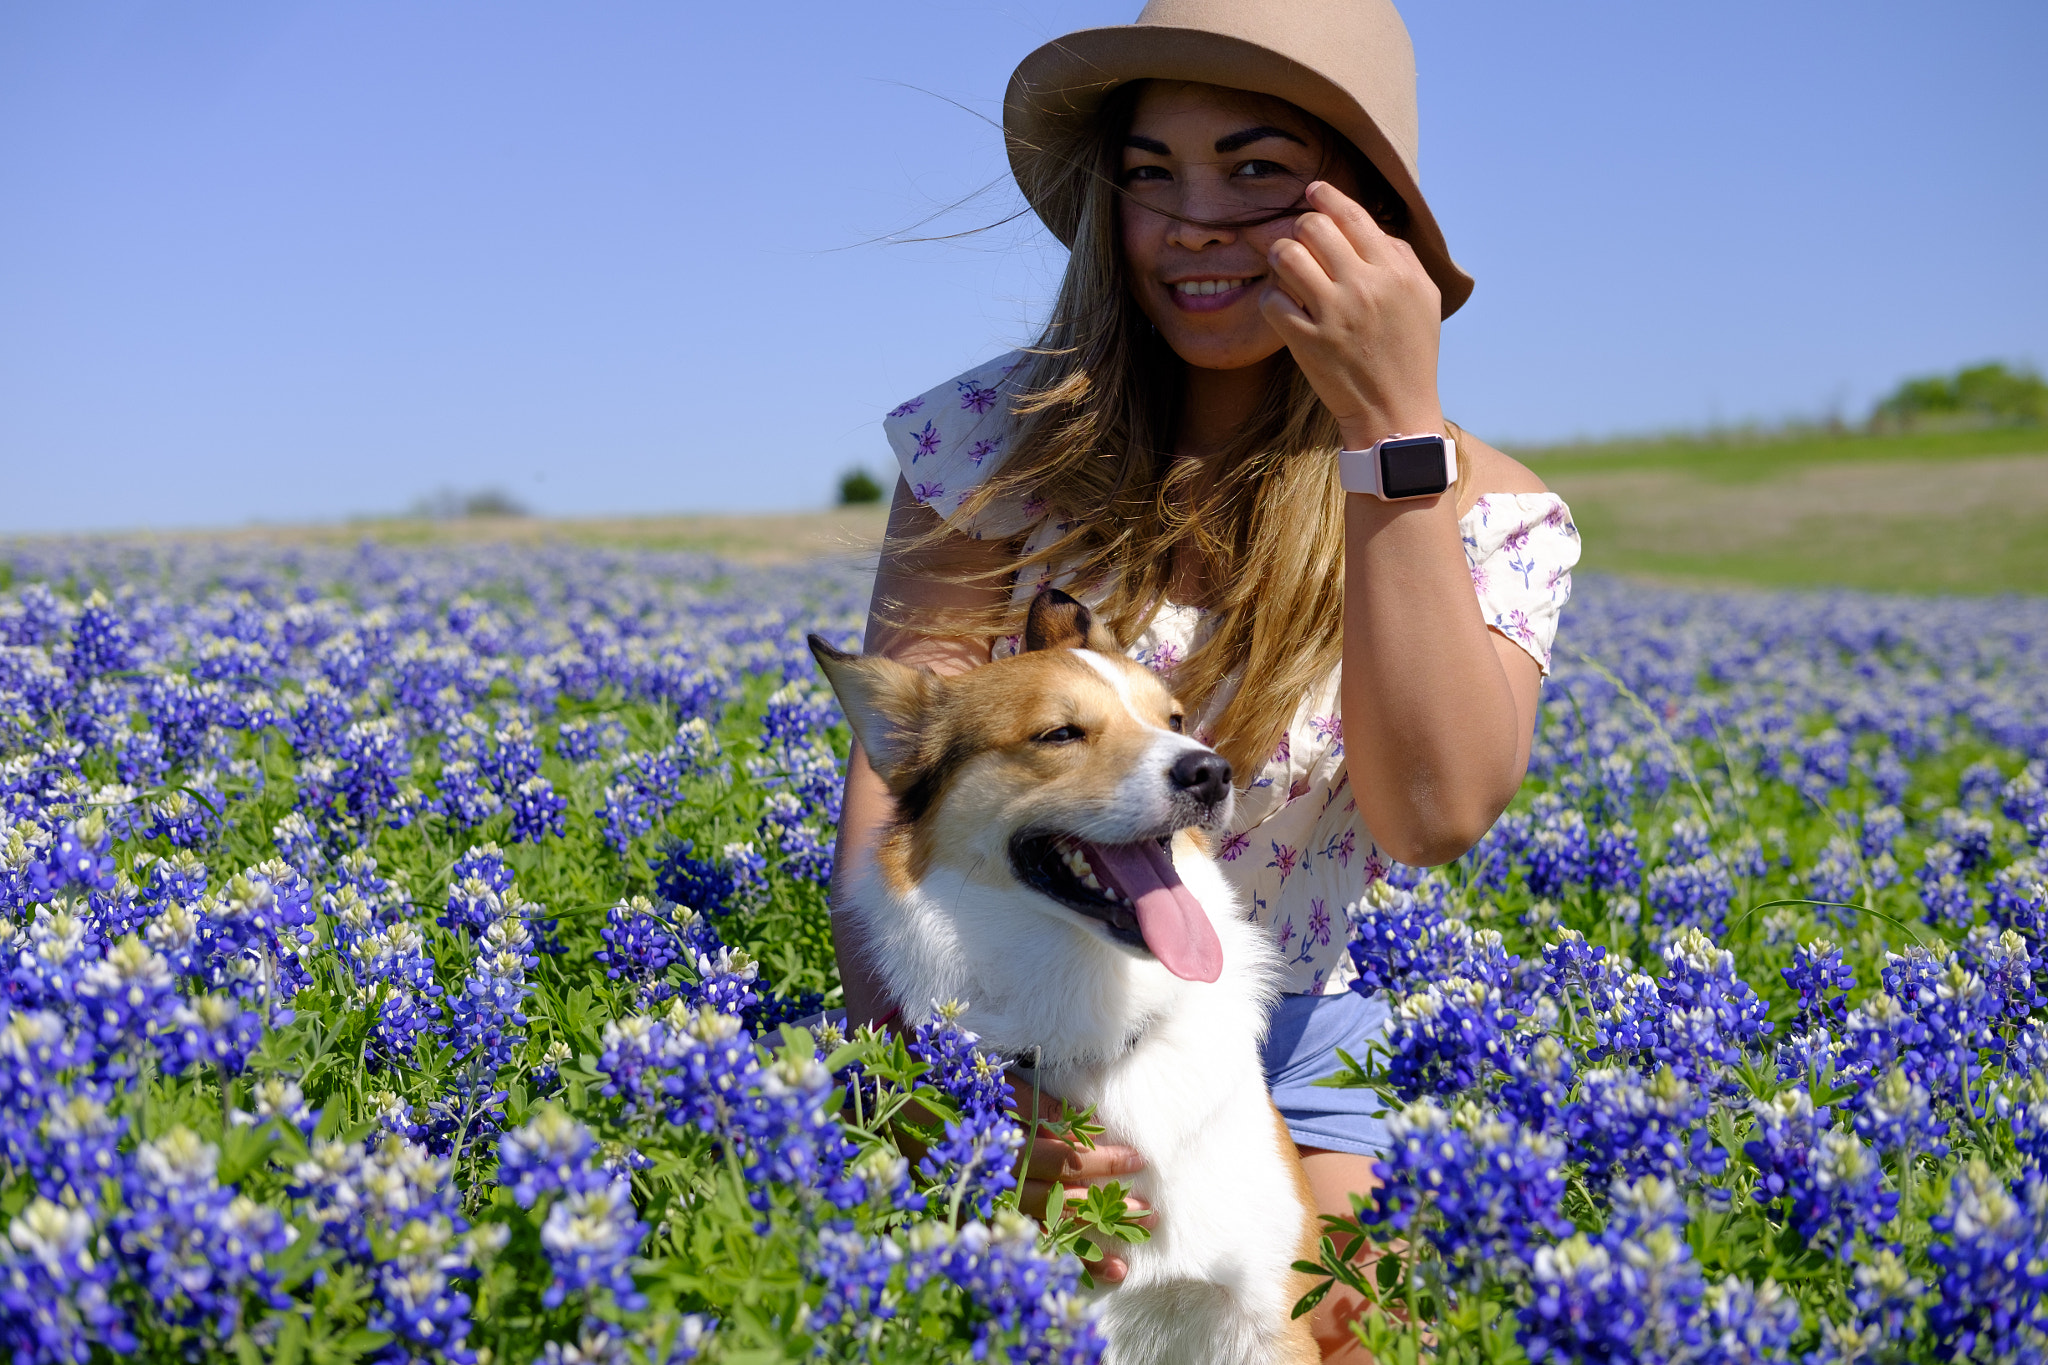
881,355,1582,992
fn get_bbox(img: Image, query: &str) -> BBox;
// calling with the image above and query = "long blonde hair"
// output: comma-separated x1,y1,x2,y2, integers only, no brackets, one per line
899,82,1465,780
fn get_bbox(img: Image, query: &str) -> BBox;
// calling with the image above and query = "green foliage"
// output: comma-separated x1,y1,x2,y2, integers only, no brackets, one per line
1872,361,2048,431
837,467,886,506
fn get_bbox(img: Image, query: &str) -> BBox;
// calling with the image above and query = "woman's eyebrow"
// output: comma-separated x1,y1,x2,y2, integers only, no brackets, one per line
1124,134,1172,155
1214,125,1307,153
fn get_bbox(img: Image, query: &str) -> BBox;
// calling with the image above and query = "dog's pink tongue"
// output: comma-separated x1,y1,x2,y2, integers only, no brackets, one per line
1085,839,1223,983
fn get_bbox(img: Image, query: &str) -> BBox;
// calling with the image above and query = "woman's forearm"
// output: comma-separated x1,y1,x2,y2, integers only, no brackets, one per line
825,476,1014,1025
828,740,898,1026
1338,489,1527,867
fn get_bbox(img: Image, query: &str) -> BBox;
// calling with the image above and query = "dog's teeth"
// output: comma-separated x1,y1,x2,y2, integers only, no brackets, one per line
1081,873,1101,889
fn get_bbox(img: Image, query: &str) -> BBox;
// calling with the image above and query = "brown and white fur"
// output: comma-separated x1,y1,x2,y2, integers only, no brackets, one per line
810,590,1320,1365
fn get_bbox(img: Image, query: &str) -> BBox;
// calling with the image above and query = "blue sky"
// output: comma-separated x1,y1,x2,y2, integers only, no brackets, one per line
2,0,2043,531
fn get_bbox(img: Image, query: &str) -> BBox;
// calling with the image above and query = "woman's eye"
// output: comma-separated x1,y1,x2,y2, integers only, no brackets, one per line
1121,165,1171,185
1232,159,1290,178
1035,725,1086,744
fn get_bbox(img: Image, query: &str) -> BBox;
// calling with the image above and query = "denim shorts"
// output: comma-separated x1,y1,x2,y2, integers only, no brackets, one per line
1261,987,1394,1157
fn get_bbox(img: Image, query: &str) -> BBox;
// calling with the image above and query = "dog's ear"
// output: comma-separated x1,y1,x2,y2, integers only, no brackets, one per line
1022,588,1120,654
807,635,935,782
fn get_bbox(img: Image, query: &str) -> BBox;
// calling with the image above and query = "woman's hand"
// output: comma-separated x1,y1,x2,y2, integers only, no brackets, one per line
1258,179,1445,451
1009,1077,1154,1284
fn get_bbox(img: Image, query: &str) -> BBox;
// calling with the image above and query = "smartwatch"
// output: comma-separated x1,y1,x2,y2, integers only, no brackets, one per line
1338,434,1458,501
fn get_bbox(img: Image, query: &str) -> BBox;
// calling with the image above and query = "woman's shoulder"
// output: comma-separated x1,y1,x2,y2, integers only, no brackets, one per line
1454,428,1547,510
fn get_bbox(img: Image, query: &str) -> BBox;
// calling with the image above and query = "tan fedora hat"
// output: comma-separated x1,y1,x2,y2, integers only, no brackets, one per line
1005,0,1474,318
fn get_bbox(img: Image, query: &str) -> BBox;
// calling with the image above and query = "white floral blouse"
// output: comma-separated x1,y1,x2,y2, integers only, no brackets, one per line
883,353,1582,994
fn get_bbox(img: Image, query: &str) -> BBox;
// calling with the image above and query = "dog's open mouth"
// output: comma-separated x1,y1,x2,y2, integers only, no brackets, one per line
1009,831,1224,983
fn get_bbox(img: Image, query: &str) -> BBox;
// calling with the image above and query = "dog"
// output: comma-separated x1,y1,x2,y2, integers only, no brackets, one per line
809,589,1321,1365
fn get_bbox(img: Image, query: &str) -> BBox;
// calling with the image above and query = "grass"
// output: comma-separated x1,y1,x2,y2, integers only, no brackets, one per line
1516,425,2048,593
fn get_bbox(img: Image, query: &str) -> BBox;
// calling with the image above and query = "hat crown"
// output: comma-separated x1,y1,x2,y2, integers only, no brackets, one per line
1129,0,1419,172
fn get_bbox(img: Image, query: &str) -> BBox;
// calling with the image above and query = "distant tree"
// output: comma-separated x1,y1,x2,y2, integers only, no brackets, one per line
1871,361,2047,431
409,487,531,519
838,468,885,505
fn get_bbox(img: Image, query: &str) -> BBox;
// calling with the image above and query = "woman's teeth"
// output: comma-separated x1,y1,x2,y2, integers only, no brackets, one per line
1172,278,1254,296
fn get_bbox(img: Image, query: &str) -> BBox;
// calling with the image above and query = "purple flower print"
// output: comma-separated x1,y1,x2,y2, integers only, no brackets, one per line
1505,527,1537,587
912,421,941,462
913,481,945,504
1311,713,1344,756
1321,828,1355,868
1145,641,1183,675
1307,898,1331,947
1275,917,1296,951
957,379,999,414
1021,495,1048,520
1287,776,1312,804
1498,608,1534,644
1219,831,1250,861
1547,564,1571,595
1361,845,1391,883
887,397,925,418
1267,841,1298,882
1310,968,1328,993
967,438,1001,467
1471,563,1491,594
1270,734,1292,767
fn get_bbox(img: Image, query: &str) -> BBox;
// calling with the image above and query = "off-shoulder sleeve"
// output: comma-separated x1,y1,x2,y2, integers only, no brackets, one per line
881,351,1033,540
1458,493,1581,674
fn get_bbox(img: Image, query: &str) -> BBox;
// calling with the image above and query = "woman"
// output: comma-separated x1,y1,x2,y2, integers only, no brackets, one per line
831,0,1580,1356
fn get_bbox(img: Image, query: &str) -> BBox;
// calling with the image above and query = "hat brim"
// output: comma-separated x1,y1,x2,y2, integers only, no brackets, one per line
1004,24,1474,318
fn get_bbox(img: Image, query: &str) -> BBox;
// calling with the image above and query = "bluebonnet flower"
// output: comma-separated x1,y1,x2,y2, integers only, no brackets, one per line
1783,938,1857,1028
654,838,766,917
483,718,545,797
905,1002,1023,1220
1363,1098,1570,1292
807,1226,904,1332
1665,816,1712,864
1519,1176,1705,1365
435,759,504,828
1858,804,1904,861
1918,842,1978,928
1596,752,1636,820
112,1126,292,1339
500,1105,604,1207
1697,1276,1801,1365
1383,977,1518,1099
284,679,352,756
1591,822,1642,892
1524,805,1591,897
508,776,568,844
75,936,179,1048
2004,767,2048,851
1566,1066,1724,1186
25,814,115,899
1936,807,1996,873
1926,1159,2048,1359
759,792,834,886
556,716,627,764
1989,857,2048,941
1499,1033,1575,1135
1959,758,2007,812
903,1212,1105,1364
1654,928,1772,1076
1647,857,1735,937
685,945,761,1018
540,1177,647,1310
595,896,683,985
65,593,133,686
0,1196,133,1363
1803,835,1864,919
162,994,265,1075
1852,1066,1950,1159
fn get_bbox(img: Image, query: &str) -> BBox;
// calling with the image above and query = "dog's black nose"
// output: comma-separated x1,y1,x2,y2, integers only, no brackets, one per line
1169,749,1232,806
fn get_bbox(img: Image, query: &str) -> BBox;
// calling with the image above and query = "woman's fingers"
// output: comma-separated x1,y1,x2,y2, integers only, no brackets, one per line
1265,236,1333,316
1304,179,1392,260
1022,1135,1144,1184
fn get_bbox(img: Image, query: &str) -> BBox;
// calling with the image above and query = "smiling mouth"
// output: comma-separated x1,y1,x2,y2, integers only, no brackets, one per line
1170,275,1260,297
1009,831,1164,950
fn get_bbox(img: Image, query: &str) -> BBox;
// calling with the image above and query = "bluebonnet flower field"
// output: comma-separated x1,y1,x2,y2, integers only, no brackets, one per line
0,534,2043,1363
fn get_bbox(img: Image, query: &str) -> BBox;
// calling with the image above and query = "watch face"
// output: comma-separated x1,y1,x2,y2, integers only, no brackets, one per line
1379,435,1450,499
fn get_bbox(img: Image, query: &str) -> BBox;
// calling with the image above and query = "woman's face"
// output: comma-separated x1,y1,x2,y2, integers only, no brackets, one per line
1118,81,1359,373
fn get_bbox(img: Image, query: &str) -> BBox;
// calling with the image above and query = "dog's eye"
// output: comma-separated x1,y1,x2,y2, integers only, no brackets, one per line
1168,714,1185,734
1035,724,1085,745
